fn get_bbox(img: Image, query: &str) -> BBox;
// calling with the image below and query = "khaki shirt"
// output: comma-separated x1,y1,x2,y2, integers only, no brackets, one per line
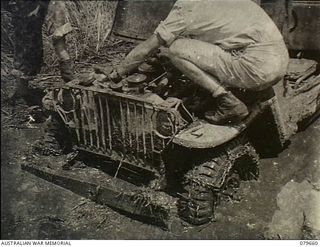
154,0,284,50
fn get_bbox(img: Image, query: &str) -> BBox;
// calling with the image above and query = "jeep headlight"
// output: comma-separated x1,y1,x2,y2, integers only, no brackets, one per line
155,110,175,138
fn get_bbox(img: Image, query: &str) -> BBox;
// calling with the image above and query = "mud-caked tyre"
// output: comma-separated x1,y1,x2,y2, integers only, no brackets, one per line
178,181,217,225
177,135,259,225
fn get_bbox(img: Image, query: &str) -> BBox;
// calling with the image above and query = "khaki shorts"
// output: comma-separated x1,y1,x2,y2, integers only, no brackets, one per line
169,38,289,91
46,1,72,39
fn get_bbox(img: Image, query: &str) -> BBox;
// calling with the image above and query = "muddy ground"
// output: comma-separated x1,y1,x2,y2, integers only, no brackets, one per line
1,100,319,240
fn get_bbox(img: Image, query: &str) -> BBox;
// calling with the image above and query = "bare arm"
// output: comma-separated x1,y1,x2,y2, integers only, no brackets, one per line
114,34,164,77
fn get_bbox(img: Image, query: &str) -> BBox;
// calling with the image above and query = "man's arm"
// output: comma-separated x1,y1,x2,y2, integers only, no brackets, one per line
111,34,164,79
109,0,185,81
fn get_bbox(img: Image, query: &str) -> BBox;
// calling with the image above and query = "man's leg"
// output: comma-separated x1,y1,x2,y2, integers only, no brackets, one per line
167,38,249,124
168,55,226,98
35,1,74,155
46,1,74,82
10,1,49,104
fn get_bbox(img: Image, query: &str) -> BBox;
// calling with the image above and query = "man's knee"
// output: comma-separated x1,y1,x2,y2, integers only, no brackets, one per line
168,39,188,58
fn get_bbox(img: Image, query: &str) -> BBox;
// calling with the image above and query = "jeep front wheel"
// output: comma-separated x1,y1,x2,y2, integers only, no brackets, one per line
178,180,218,225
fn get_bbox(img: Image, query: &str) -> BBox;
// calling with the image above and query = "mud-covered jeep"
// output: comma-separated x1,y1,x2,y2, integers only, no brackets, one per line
23,0,320,226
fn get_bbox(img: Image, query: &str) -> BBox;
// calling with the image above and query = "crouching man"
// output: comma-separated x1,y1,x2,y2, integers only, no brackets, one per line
107,0,289,125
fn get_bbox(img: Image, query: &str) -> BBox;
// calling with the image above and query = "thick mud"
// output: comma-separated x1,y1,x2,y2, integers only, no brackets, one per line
1,108,319,239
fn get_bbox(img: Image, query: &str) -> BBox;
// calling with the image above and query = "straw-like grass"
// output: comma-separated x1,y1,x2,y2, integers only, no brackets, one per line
1,9,14,94
1,9,14,54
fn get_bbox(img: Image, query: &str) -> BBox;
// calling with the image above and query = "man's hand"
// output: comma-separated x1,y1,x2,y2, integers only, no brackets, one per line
94,65,122,83
93,64,113,76
157,47,170,58
108,68,122,83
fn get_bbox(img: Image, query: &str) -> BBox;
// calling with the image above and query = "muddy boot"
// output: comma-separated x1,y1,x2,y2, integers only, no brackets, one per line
59,59,75,82
7,70,46,106
33,114,64,156
9,77,31,106
205,91,249,125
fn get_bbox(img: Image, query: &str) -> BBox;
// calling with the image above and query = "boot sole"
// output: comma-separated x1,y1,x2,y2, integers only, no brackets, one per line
205,112,249,126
